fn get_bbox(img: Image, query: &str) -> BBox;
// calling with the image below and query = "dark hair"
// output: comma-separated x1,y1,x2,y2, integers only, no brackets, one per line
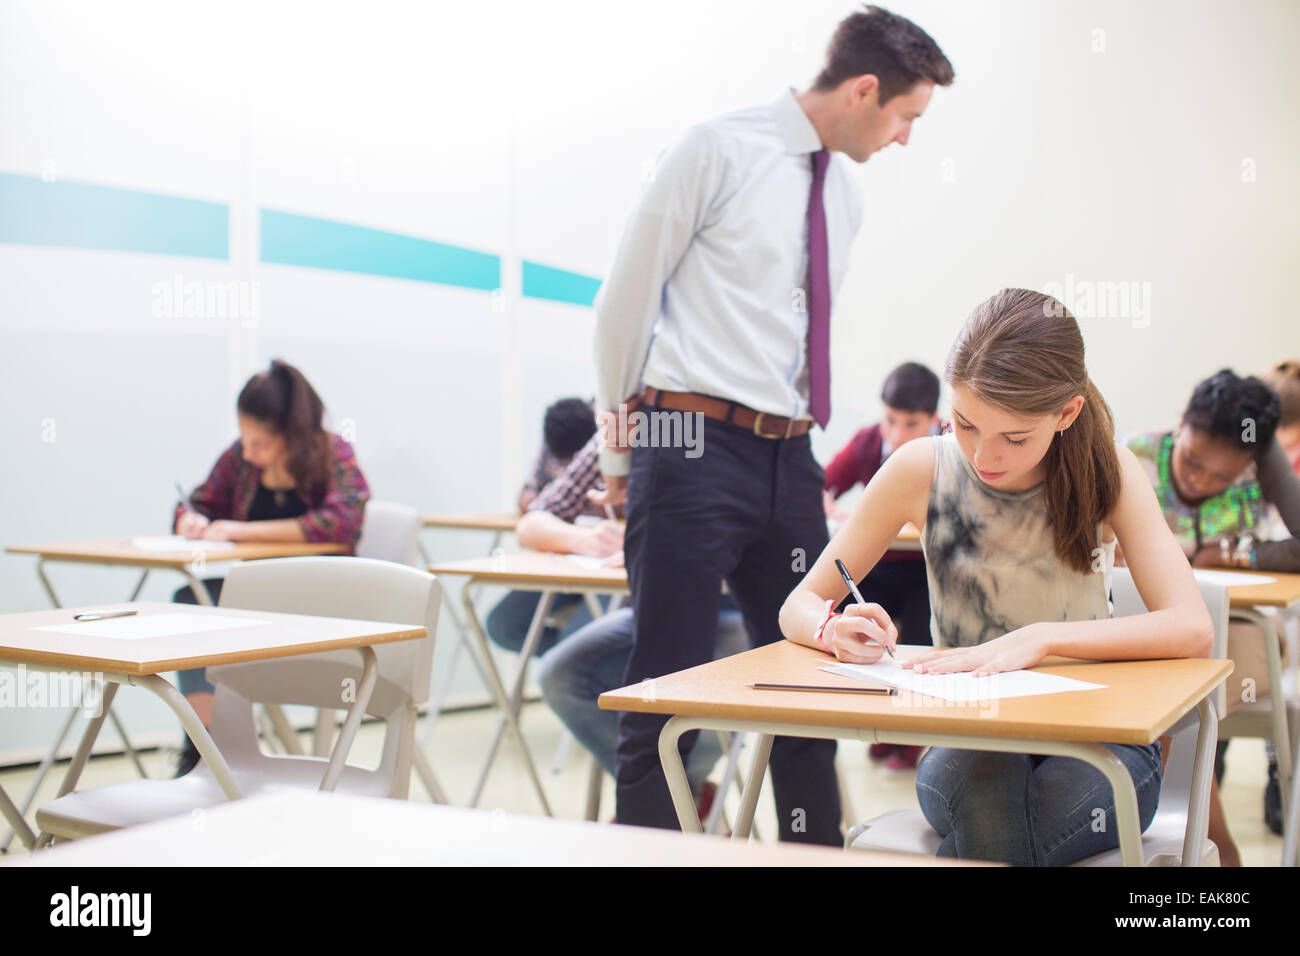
946,289,1121,574
1183,369,1281,456
812,5,955,104
543,398,597,460
881,361,940,414
237,358,331,493
1260,360,1300,428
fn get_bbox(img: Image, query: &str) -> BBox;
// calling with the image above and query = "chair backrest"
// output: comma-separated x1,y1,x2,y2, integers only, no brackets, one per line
205,557,441,795
355,499,422,566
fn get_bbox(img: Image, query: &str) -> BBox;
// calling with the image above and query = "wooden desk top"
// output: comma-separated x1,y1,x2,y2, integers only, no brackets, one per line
1225,570,1300,609
0,602,424,675
600,641,1232,746
6,790,989,866
421,512,520,532
429,551,629,589
6,537,345,569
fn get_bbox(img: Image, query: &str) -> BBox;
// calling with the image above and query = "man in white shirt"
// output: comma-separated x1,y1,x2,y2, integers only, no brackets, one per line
592,5,953,844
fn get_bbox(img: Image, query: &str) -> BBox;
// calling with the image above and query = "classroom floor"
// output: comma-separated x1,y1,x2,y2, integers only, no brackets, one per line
0,702,1287,865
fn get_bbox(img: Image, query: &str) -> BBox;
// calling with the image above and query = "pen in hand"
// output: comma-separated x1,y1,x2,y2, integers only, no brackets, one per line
833,558,895,658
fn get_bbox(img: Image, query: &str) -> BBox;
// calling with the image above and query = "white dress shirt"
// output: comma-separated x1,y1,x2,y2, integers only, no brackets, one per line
593,88,864,475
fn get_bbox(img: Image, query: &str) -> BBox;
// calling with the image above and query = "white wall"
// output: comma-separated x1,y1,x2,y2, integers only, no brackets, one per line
2,0,1297,760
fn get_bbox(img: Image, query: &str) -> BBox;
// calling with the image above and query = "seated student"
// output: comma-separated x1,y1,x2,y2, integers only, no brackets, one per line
518,397,597,513
823,361,941,770
525,431,749,810
171,358,370,774
486,397,604,655
1261,359,1300,474
781,288,1213,866
1124,369,1300,855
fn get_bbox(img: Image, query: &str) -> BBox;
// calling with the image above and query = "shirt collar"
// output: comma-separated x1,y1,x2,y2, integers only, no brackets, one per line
772,87,824,156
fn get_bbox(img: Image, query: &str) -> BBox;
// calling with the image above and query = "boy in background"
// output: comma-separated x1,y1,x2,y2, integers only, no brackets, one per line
823,361,941,769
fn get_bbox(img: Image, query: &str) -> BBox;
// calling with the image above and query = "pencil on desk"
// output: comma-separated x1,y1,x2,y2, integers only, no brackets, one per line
750,682,897,696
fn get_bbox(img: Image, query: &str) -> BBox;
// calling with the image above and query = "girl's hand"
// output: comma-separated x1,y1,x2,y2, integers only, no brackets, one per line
1191,544,1224,568
902,624,1050,677
830,602,898,664
203,520,246,542
176,511,210,539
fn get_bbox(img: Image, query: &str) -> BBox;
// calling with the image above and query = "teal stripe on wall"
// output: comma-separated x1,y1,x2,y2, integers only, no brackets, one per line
0,172,229,259
522,260,601,306
260,208,500,291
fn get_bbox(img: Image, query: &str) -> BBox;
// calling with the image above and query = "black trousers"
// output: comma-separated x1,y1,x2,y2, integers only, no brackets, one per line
615,413,842,845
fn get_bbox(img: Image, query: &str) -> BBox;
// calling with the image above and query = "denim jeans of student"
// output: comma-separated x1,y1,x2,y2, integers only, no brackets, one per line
915,741,1163,866
173,578,224,696
485,589,596,657
538,603,749,796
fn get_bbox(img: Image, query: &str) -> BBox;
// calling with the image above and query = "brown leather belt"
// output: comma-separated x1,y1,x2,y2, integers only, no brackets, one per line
640,387,812,439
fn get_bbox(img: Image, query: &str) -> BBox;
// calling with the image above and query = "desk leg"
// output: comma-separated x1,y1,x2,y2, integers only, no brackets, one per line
0,783,36,851
320,646,378,791
1182,696,1219,867
733,734,774,840
124,674,243,804
461,581,552,814
472,588,553,807
0,705,79,852
659,717,703,834
34,558,63,608
33,681,121,848
1230,608,1292,824
127,568,150,600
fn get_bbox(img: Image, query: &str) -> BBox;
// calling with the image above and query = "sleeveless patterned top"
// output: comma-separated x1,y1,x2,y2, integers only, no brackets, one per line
920,433,1113,648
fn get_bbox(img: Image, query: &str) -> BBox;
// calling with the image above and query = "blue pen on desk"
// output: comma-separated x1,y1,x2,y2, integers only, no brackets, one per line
833,558,895,658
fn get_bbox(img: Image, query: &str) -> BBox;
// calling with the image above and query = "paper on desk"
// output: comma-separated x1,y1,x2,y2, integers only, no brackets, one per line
819,659,1106,702
564,554,616,571
1190,570,1277,587
37,612,262,640
131,535,237,552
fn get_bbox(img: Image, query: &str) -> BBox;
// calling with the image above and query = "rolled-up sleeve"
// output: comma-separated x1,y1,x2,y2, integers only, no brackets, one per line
298,436,370,551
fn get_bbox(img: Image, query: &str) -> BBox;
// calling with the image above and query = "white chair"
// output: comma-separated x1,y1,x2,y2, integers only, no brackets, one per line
846,567,1229,866
310,500,423,763
355,499,422,566
35,556,442,841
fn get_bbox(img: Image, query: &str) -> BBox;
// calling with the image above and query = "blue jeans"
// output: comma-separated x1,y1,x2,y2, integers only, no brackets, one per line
173,578,224,695
915,741,1163,866
538,603,749,794
485,590,596,656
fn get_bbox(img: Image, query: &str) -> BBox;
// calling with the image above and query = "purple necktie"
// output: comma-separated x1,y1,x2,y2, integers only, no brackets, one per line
806,148,831,428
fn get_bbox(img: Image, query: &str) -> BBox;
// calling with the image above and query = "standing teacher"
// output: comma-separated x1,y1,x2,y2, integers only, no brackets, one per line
592,5,954,844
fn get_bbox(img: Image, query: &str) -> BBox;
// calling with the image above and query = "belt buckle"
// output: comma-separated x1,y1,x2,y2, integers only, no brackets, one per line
752,413,793,439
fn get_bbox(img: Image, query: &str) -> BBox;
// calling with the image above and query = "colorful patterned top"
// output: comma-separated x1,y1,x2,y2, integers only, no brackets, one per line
1124,430,1300,572
172,433,370,553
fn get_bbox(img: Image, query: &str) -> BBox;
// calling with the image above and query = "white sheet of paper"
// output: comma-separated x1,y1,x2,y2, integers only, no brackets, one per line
131,535,238,552
37,613,262,640
819,659,1106,702
1190,570,1277,587
564,554,615,571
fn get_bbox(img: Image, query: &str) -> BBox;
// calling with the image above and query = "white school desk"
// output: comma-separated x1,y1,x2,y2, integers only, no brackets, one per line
600,641,1231,867
0,602,423,848
0,537,346,851
427,552,629,816
1222,570,1300,865
6,537,347,609
7,790,991,866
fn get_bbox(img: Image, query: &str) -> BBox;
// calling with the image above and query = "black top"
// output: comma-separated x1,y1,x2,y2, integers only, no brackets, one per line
248,482,308,523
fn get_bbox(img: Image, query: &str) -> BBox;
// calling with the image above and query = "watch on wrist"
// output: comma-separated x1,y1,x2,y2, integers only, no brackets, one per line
1234,534,1256,570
